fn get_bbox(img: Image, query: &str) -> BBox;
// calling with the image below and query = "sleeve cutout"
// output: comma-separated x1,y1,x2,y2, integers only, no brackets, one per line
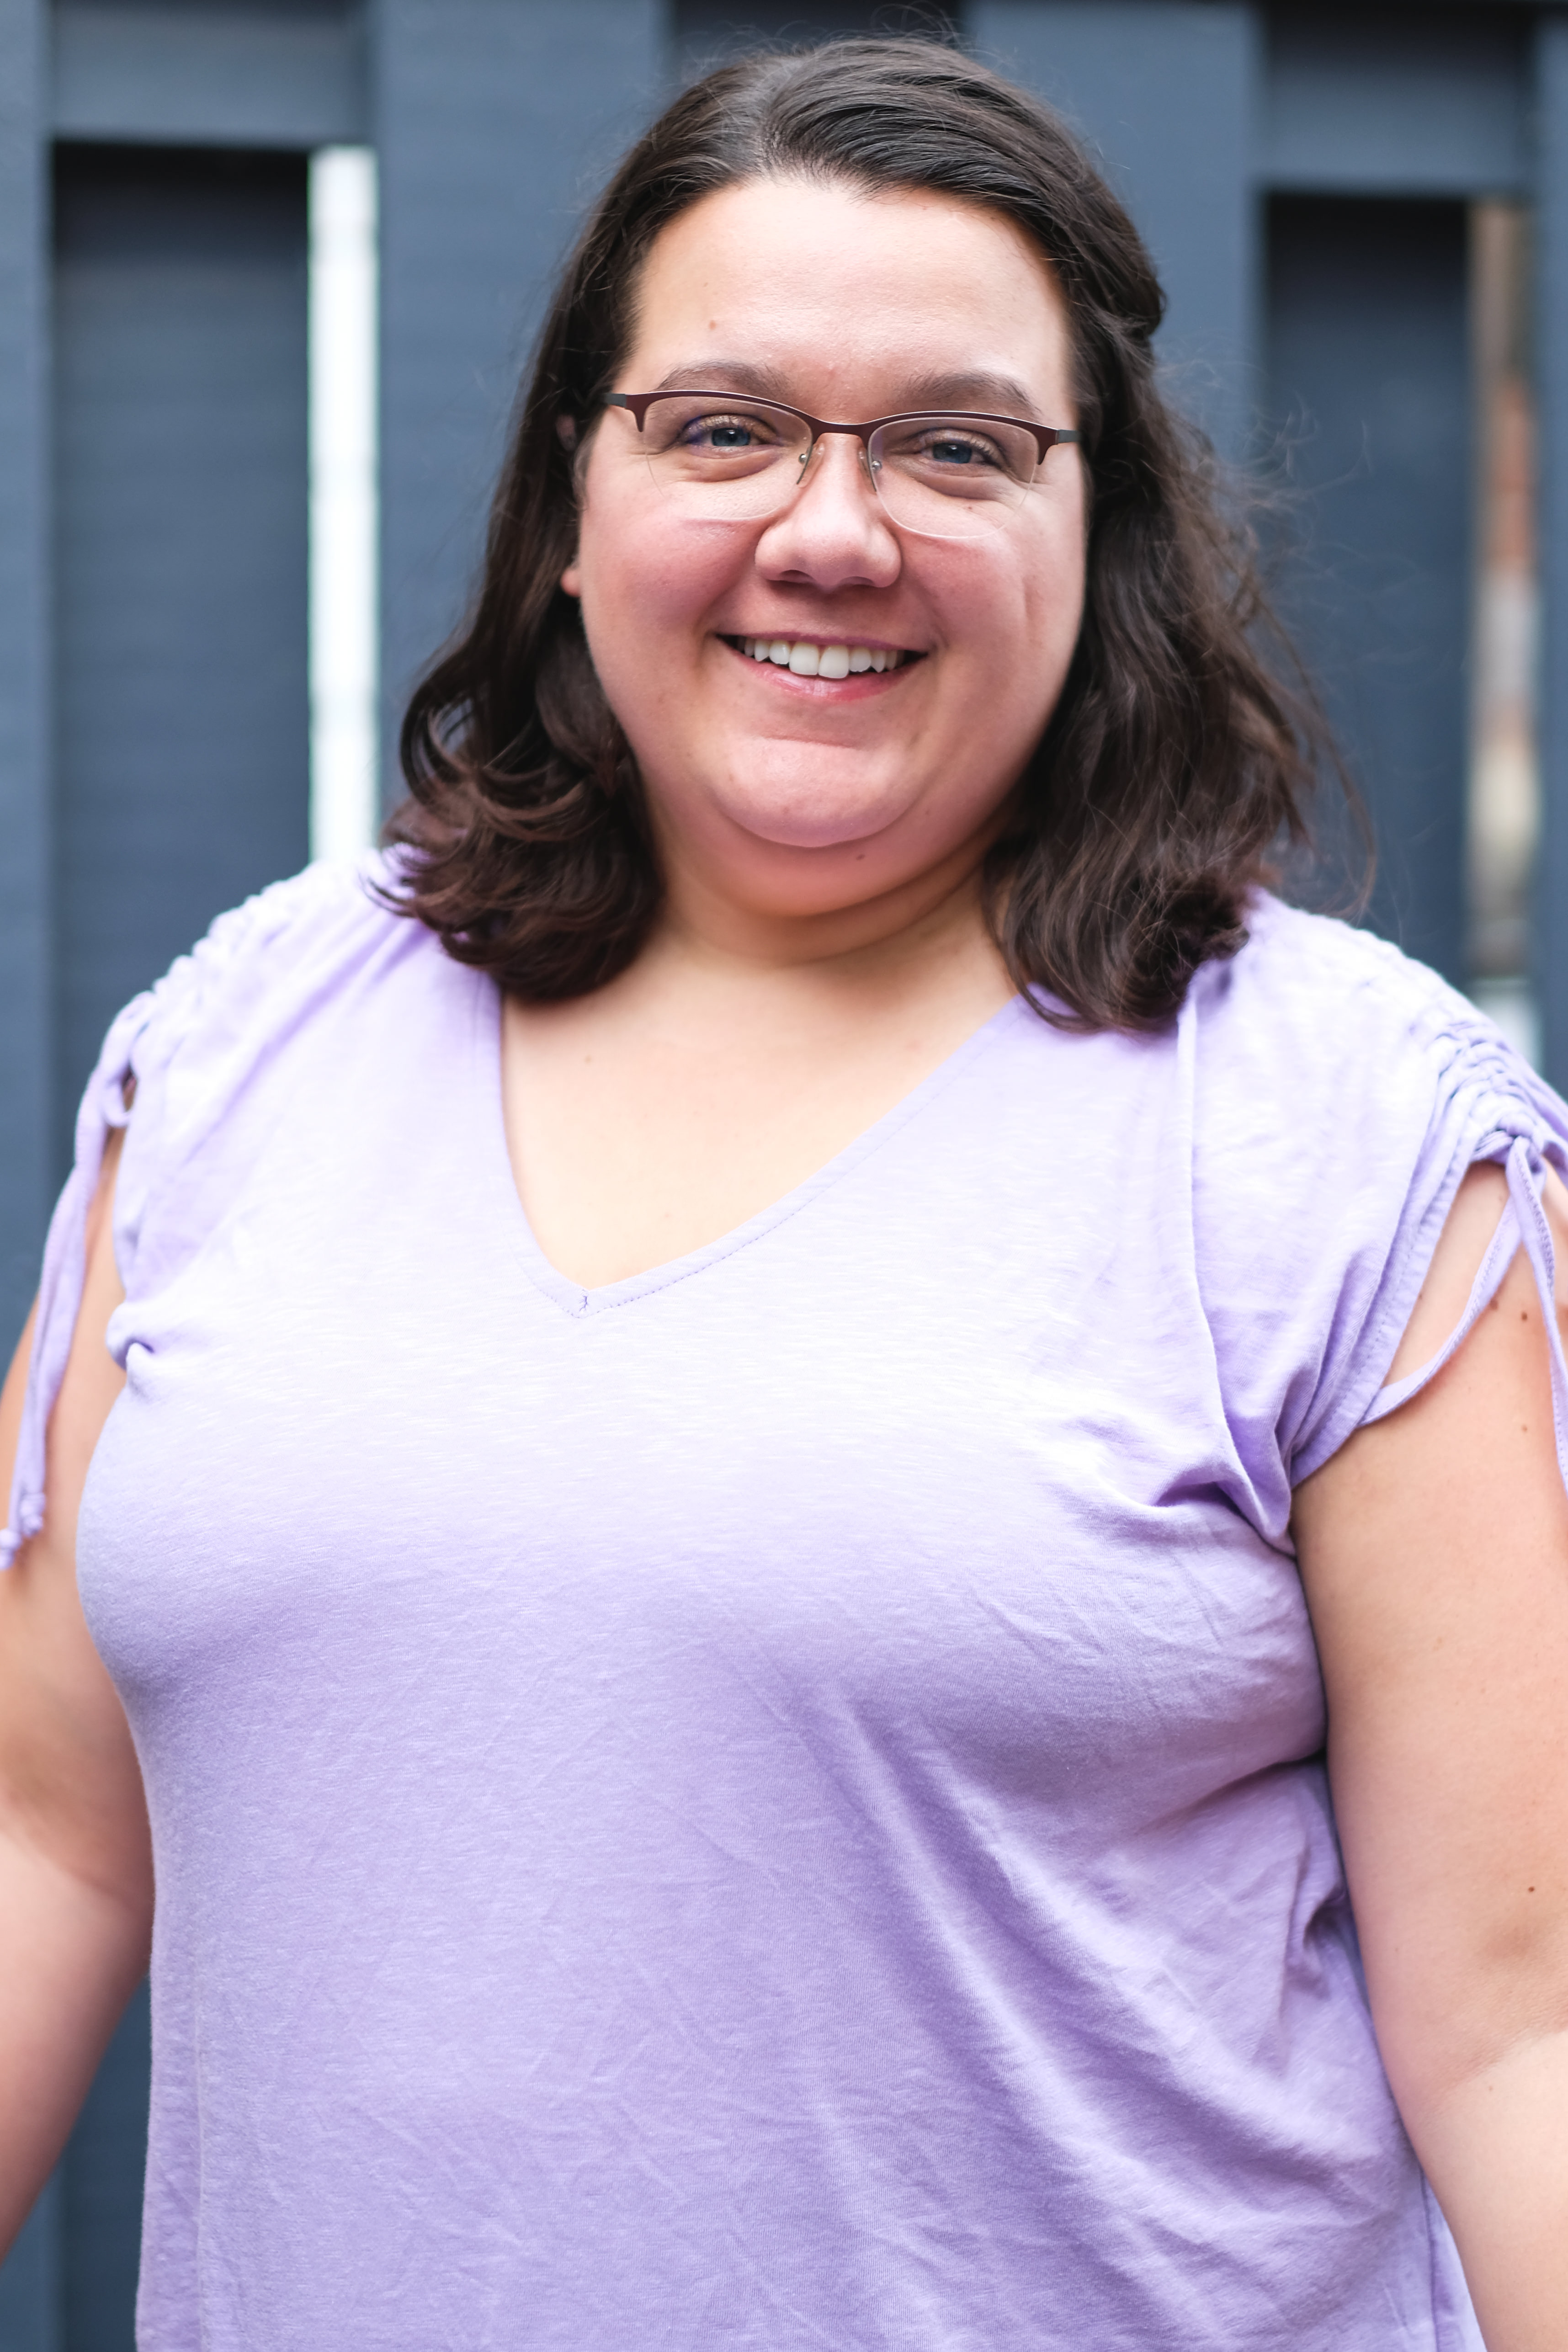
1,1006,141,1570
1359,1135,1568,1495
1,858,399,1569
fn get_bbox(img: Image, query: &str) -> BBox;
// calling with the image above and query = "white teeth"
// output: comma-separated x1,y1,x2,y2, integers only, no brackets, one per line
739,637,907,675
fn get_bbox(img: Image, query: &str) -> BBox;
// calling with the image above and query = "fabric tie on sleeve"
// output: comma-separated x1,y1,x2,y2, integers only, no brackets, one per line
1,858,398,1571
1360,1134,1568,1492
1,1005,143,1569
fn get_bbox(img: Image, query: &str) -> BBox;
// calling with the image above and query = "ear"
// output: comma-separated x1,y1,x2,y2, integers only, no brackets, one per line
556,415,584,596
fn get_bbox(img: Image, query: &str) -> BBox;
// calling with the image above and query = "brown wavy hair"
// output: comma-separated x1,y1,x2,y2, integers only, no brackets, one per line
388,36,1336,1028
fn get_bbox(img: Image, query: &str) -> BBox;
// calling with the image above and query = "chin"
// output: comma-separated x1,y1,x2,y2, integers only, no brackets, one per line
710,774,922,854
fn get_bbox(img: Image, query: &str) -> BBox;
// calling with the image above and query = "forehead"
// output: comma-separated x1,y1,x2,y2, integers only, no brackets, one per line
623,175,1074,414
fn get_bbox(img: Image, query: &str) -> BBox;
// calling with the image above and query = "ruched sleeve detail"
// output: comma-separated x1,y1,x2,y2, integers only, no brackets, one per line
1307,1006,1568,1483
2,858,396,1569
1358,1130,1568,1483
1184,896,1568,1538
0,993,149,1566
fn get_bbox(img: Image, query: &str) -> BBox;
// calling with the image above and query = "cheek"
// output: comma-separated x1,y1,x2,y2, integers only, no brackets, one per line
938,546,1082,727
576,486,739,644
572,512,746,774
1014,536,1087,700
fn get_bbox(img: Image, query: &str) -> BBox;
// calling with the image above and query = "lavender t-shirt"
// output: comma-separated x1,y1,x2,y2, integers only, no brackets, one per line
10,858,1568,2350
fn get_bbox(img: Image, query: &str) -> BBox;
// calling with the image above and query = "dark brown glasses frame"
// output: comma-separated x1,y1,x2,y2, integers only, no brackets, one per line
604,390,1080,466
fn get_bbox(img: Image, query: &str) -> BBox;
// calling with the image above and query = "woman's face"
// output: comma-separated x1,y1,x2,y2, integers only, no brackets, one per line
563,175,1088,926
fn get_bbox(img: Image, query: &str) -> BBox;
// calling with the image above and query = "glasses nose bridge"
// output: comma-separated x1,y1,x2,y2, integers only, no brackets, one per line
792,416,879,504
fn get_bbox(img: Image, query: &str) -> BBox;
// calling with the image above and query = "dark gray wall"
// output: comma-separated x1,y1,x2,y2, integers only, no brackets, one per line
53,144,311,1167
1267,195,1473,984
1265,5,1529,197
53,0,367,148
0,0,52,1347
0,1987,149,2352
971,0,1260,455
674,0,959,71
57,1991,149,2352
374,0,665,755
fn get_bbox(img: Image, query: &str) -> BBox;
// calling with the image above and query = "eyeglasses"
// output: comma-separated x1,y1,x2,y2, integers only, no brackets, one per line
604,391,1079,541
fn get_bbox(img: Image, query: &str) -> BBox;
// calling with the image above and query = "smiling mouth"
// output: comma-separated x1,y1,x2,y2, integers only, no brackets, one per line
723,634,921,678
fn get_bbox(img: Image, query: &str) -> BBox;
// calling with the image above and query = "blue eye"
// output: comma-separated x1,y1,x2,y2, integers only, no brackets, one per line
675,412,779,452
926,436,992,468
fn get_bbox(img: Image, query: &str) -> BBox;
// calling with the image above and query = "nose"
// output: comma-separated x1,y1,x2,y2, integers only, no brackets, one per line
754,429,902,591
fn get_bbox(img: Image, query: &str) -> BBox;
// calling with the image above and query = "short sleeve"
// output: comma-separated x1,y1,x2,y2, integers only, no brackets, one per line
2,859,398,1567
1186,896,1568,1542
1296,1011,1568,1482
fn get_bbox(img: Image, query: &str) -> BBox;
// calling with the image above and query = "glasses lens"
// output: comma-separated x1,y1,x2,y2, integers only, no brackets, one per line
638,395,811,519
868,415,1042,538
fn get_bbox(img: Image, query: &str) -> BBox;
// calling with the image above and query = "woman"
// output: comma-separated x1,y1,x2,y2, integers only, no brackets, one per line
2,38,1565,2350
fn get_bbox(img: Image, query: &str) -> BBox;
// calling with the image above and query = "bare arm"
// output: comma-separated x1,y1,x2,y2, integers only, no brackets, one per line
0,1127,153,2255
1293,1161,1568,2352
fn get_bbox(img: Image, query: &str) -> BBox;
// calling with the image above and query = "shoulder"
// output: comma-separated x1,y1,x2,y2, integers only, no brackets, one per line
105,855,420,1105
1180,894,1568,1507
141,853,414,1038
1185,892,1554,1176
1192,892,1475,1078
101,857,441,1284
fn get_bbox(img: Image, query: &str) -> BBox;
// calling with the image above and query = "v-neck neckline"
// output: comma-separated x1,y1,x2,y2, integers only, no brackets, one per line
474,978,1030,1320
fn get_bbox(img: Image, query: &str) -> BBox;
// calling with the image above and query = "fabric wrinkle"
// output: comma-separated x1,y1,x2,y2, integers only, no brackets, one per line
17,868,1546,2347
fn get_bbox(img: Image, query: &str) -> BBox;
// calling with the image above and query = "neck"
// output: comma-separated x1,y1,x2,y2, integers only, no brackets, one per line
645,826,1009,1007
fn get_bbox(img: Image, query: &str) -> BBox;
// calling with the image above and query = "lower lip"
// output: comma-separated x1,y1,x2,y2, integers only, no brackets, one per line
721,639,920,698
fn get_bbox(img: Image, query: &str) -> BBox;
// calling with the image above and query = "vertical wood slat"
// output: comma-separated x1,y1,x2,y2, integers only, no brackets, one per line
52,144,311,1160
371,0,665,788
0,0,51,1357
966,0,1261,458
1266,195,1472,986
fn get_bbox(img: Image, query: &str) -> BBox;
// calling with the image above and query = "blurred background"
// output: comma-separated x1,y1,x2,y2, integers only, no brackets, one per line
0,0,1563,2338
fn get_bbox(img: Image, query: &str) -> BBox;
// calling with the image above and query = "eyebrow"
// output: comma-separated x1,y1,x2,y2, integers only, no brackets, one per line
647,360,1048,420
651,361,792,398
901,368,1045,420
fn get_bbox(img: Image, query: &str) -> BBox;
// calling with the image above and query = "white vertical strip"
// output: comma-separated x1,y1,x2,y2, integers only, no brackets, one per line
1467,199,1540,1064
1535,17,1568,1085
308,145,379,863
